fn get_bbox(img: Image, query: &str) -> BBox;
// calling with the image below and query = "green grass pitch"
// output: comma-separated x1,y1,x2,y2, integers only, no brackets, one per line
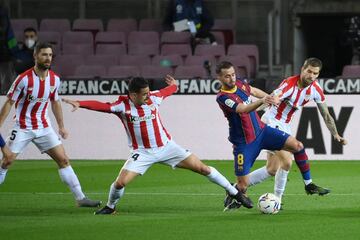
0,160,359,240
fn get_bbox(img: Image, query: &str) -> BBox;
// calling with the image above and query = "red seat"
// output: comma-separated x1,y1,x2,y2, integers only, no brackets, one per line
174,66,208,79
40,19,71,35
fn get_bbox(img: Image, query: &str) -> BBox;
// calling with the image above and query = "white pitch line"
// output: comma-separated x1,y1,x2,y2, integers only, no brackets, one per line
0,192,359,196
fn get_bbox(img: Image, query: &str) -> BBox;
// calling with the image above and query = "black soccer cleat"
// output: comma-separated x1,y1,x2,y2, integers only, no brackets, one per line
223,197,242,212
233,190,254,209
94,206,116,215
305,182,331,196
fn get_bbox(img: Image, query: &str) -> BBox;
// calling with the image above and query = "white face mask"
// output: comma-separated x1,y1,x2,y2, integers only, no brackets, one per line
25,39,36,49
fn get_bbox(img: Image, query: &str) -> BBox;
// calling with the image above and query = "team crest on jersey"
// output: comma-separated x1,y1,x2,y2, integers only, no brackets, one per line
50,86,56,93
225,99,236,108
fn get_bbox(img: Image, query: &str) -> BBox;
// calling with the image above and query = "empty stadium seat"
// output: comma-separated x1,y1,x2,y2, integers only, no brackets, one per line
62,43,94,56
152,55,183,67
52,54,84,77
95,32,126,45
139,19,163,32
62,31,94,46
11,18,38,33
84,54,119,66
38,31,61,48
106,65,140,78
174,65,208,79
73,65,106,78
341,65,360,77
161,44,192,58
96,44,127,55
160,31,191,44
184,55,216,67
194,44,225,58
40,19,71,34
228,44,259,78
107,18,137,36
220,55,251,79
140,65,173,79
127,31,160,56
119,55,152,67
212,19,235,47
72,18,104,37
210,31,225,45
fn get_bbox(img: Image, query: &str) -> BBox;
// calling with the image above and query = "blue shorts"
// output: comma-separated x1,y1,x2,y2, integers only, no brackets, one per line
233,125,290,176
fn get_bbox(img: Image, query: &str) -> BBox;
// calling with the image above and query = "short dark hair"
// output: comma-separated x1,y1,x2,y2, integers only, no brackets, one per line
128,77,149,93
34,42,53,54
23,27,37,34
303,57,322,70
216,61,234,74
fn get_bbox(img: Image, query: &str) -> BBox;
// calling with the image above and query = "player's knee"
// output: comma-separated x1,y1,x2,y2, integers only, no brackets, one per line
114,180,126,189
294,141,304,152
266,166,277,176
281,158,292,170
199,164,211,175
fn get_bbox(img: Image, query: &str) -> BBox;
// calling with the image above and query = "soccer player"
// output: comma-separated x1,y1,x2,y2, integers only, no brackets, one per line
0,134,11,159
216,61,317,210
0,42,101,208
62,76,248,215
248,57,347,200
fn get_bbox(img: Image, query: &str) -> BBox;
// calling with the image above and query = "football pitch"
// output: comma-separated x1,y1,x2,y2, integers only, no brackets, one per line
0,160,359,240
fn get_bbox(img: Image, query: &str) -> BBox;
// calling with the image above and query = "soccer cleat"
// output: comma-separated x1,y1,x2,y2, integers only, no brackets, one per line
77,198,102,207
233,190,254,209
94,206,116,215
305,182,331,196
223,195,242,212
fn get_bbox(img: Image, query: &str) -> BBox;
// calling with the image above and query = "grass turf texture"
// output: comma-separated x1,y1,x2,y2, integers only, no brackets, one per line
0,160,359,240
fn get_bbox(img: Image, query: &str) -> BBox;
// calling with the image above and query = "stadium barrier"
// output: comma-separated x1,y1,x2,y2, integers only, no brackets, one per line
1,78,359,160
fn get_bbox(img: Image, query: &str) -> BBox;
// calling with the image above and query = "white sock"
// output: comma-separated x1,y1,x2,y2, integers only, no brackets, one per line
304,179,312,185
206,166,238,196
248,166,271,186
0,167,8,184
107,182,125,209
58,166,85,200
274,168,289,200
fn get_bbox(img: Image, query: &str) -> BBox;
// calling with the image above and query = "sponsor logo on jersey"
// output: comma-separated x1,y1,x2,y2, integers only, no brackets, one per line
130,114,156,123
27,94,47,103
225,99,236,108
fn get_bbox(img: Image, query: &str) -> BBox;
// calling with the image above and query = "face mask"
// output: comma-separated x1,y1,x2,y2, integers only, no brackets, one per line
25,39,36,49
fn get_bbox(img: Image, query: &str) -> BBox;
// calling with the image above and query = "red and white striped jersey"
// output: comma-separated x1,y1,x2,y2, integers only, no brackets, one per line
79,85,177,150
266,75,325,123
7,68,60,130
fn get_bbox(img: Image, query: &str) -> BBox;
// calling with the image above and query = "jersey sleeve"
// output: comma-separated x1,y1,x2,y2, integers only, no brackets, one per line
216,94,239,112
109,96,126,112
313,82,325,103
150,84,178,105
7,75,25,101
50,76,61,101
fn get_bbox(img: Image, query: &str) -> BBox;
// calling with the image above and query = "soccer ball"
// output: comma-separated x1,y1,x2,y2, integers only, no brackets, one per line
257,193,281,214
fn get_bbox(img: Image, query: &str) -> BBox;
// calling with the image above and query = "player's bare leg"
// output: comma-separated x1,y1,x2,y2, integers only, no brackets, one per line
46,144,101,207
282,136,330,196
177,154,253,209
95,169,139,215
0,151,17,184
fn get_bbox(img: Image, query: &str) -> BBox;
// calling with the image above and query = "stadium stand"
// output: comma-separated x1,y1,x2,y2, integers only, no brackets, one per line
40,19,71,34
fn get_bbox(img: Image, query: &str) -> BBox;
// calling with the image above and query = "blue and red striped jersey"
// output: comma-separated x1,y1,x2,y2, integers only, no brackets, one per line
216,80,265,145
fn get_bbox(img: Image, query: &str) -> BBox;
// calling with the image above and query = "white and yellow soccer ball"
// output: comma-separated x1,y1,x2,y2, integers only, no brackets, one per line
257,193,281,214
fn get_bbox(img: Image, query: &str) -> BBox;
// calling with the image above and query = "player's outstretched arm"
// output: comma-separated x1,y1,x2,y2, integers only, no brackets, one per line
316,102,347,145
62,98,112,113
62,98,80,112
